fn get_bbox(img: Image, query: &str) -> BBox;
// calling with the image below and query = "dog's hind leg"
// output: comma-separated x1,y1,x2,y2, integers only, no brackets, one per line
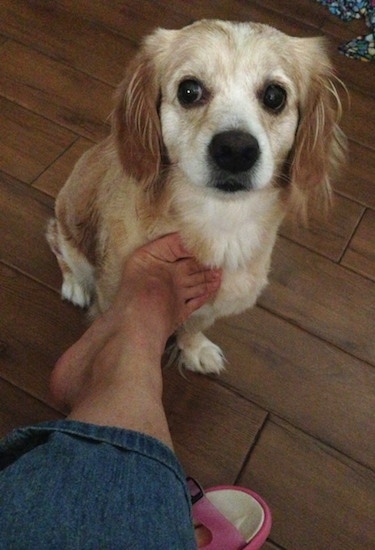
46,219,95,308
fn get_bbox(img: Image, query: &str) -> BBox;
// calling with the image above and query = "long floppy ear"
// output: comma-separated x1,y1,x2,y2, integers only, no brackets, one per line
111,34,168,194
288,38,347,220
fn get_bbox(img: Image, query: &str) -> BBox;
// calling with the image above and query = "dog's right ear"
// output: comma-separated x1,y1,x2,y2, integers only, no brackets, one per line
112,46,163,192
112,30,178,194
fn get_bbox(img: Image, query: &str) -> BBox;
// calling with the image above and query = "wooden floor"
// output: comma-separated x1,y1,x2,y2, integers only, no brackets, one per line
1,1,374,548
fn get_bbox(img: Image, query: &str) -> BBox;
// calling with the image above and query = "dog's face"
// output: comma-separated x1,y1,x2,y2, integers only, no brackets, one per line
114,20,345,215
159,22,300,195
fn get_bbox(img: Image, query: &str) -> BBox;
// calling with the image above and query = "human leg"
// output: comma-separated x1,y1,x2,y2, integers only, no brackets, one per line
0,234,221,548
50,232,221,448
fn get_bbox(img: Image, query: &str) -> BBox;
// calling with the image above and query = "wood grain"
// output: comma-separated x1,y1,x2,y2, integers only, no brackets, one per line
281,193,364,261
335,140,375,209
209,305,375,469
260,237,375,365
0,379,62,438
59,0,187,42
0,41,112,141
0,172,61,290
0,263,85,408
240,418,375,549
257,0,326,28
340,87,375,151
342,208,375,280
0,96,75,183
164,369,267,487
329,44,375,98
33,137,93,198
167,0,321,37
0,0,137,86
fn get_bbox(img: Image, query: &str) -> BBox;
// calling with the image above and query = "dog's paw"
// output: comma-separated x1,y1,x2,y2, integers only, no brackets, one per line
61,274,92,308
177,332,226,375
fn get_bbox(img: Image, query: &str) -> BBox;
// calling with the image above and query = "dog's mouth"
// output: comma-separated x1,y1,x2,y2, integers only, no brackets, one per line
213,178,250,194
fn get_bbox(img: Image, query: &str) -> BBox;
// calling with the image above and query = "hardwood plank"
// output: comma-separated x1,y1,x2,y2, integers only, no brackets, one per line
280,193,364,261
0,264,86,408
335,140,375,209
33,137,93,198
0,40,112,141
59,0,187,42
256,0,326,28
340,87,375,151
329,43,375,98
0,378,62,438
261,542,283,550
342,209,375,281
163,369,267,487
0,172,61,290
0,0,137,86
208,306,375,469
60,0,320,40
240,418,375,549
259,237,375,365
0,96,75,184
167,0,321,37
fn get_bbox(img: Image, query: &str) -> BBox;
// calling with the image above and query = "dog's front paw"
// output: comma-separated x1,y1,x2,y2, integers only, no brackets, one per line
177,332,226,375
61,274,92,308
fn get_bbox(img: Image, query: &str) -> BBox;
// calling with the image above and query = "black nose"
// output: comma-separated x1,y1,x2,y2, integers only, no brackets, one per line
209,131,260,173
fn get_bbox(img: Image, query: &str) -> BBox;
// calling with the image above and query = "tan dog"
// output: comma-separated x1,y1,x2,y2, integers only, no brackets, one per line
48,20,345,374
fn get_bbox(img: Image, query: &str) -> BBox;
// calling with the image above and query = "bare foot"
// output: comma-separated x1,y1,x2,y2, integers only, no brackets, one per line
112,232,221,346
50,234,221,447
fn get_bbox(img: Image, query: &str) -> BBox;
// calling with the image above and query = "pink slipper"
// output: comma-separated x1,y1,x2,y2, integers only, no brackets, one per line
188,478,271,550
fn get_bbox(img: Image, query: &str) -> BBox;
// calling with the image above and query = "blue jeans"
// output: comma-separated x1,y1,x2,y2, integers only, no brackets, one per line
0,420,196,549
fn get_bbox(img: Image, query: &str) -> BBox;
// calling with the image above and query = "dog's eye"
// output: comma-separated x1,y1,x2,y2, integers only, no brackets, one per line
178,79,204,106
262,84,287,112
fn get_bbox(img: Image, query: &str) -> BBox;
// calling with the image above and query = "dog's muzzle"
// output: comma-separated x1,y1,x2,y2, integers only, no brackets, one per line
208,130,260,193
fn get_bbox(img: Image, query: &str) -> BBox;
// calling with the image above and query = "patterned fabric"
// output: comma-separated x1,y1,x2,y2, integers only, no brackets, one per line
317,0,375,60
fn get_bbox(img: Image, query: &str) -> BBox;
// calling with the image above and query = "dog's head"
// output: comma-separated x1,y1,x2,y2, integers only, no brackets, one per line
113,20,345,216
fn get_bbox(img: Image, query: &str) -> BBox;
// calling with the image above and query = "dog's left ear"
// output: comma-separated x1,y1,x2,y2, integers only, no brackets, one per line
288,37,347,219
112,30,175,194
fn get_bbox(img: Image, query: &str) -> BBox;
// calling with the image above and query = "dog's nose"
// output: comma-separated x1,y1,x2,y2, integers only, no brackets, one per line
209,131,260,173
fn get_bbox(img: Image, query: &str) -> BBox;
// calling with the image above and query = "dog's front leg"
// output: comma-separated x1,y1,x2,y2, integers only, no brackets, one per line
176,305,226,375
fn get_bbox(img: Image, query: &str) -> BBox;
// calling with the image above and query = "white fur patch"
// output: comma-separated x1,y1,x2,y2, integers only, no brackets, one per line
58,231,96,308
61,274,92,308
178,331,226,374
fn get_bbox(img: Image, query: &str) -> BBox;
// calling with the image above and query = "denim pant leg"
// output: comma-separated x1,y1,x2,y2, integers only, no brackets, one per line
0,420,196,549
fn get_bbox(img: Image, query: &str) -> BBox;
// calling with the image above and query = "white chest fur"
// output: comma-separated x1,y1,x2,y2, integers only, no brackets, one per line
172,184,284,271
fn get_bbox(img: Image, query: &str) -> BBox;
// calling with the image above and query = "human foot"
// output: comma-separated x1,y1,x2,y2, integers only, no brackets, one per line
50,234,221,430
112,232,222,347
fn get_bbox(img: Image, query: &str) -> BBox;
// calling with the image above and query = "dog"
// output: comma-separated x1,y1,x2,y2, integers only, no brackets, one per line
47,19,345,374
